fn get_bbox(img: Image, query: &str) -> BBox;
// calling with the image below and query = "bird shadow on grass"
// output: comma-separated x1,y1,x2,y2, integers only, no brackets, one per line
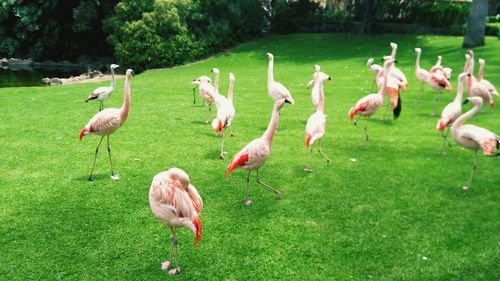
73,173,111,183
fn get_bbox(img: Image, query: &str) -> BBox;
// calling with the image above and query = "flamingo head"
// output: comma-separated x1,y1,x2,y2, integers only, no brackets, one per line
313,64,321,72
266,52,274,60
443,67,452,80
110,64,120,69
211,68,219,75
464,96,483,107
126,69,134,78
192,76,211,86
367,58,374,67
414,48,422,54
478,58,485,65
390,42,397,50
167,168,190,190
229,73,235,82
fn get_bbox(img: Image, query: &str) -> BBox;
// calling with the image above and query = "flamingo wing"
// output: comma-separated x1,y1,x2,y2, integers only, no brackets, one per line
461,126,498,155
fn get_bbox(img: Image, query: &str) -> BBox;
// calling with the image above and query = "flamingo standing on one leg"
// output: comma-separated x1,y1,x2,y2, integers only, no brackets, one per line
79,69,134,181
192,75,216,123
436,72,468,155
414,48,452,116
149,168,203,275
226,98,292,205
477,58,499,100
349,58,394,145
212,73,236,159
465,51,495,108
266,53,295,105
451,96,499,190
85,64,120,111
304,71,331,173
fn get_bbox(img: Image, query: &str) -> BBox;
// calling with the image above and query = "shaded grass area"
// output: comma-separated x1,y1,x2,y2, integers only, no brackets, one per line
0,33,499,280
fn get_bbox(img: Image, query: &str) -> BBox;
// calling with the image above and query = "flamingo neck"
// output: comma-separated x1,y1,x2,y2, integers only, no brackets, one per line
317,81,324,112
214,73,220,95
454,77,465,104
120,75,130,122
477,62,484,81
263,106,280,142
110,67,116,89
379,64,390,97
268,58,274,84
452,101,481,129
415,51,421,72
391,47,397,60
228,79,234,104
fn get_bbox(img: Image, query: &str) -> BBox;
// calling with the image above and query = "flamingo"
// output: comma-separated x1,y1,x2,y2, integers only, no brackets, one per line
149,168,203,275
85,64,120,111
376,56,406,120
477,58,499,100
451,96,499,190
307,65,330,108
192,75,216,123
304,71,331,173
212,73,236,159
349,58,394,145
226,98,292,205
388,42,409,90
436,72,468,155
465,51,495,108
79,69,134,181
430,55,452,81
414,48,452,116
266,53,295,105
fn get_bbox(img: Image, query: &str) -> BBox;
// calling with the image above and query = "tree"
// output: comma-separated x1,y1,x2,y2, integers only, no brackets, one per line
463,0,488,48
360,0,377,34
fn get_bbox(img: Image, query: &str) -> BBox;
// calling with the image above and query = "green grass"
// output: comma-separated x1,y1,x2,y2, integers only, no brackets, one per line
1,33,499,280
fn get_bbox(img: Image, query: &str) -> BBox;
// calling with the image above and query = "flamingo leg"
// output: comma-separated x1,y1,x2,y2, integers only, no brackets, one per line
304,146,313,173
88,135,105,181
229,126,234,137
219,133,225,160
244,171,251,205
206,103,211,124
439,127,452,155
99,101,104,111
106,135,119,180
382,100,391,122
192,88,196,104
318,139,331,164
168,228,180,275
419,82,424,95
432,90,439,116
464,150,478,190
256,170,282,196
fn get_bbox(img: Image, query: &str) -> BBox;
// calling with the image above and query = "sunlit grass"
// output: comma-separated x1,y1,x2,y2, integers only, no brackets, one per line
0,33,498,280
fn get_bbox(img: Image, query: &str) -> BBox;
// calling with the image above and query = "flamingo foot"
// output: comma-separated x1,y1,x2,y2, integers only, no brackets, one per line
88,176,95,182
304,168,313,173
462,185,471,191
230,134,235,137
431,112,436,117
244,199,252,206
161,261,171,271
219,154,225,160
439,151,447,156
205,120,209,124
110,174,120,180
168,267,180,275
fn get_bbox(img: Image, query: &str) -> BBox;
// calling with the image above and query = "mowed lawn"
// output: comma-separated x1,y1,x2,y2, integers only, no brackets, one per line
0,33,499,280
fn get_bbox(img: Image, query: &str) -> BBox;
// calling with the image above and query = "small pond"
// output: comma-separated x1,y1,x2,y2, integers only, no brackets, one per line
0,66,89,88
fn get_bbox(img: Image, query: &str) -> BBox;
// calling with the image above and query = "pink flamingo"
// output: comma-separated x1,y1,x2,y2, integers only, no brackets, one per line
266,53,295,104
436,72,468,155
79,69,134,181
85,64,120,111
430,55,452,81
226,98,292,205
464,50,494,108
349,58,394,145
192,75,216,123
212,73,236,159
388,42,409,90
307,65,330,108
477,58,499,100
451,97,499,190
375,56,406,120
414,48,452,116
149,168,203,275
304,70,331,173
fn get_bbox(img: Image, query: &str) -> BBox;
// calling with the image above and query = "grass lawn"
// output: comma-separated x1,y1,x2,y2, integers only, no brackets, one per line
0,33,499,280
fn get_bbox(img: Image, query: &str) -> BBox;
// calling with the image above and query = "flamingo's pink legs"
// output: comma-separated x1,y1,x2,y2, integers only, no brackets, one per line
88,136,105,181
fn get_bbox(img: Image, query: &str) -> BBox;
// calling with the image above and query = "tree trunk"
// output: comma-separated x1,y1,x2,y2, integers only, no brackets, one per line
463,0,488,48
360,0,377,34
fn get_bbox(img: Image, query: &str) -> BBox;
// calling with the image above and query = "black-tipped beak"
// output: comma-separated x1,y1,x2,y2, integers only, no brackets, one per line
284,99,292,104
131,70,135,76
394,60,399,64
467,73,471,77
380,58,384,62
462,99,469,105
328,76,332,81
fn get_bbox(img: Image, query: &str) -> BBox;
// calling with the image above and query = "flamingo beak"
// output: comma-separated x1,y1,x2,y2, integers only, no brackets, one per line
284,99,292,104
462,99,469,105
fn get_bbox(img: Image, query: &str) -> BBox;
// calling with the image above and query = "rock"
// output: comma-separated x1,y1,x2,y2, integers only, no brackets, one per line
0,58,7,65
50,78,63,85
7,58,33,65
42,78,51,85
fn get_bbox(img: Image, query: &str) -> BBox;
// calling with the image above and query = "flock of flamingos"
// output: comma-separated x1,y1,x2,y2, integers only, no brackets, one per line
78,42,498,275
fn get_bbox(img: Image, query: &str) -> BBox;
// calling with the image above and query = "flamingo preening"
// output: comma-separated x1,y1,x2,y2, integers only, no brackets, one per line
451,97,499,190
266,53,295,105
414,48,452,116
79,69,134,181
192,75,216,123
430,55,452,81
149,168,203,275
349,58,394,145
436,72,468,155
304,70,331,173
307,64,330,108
212,73,236,159
477,58,499,101
85,64,120,111
465,51,495,109
226,98,291,205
